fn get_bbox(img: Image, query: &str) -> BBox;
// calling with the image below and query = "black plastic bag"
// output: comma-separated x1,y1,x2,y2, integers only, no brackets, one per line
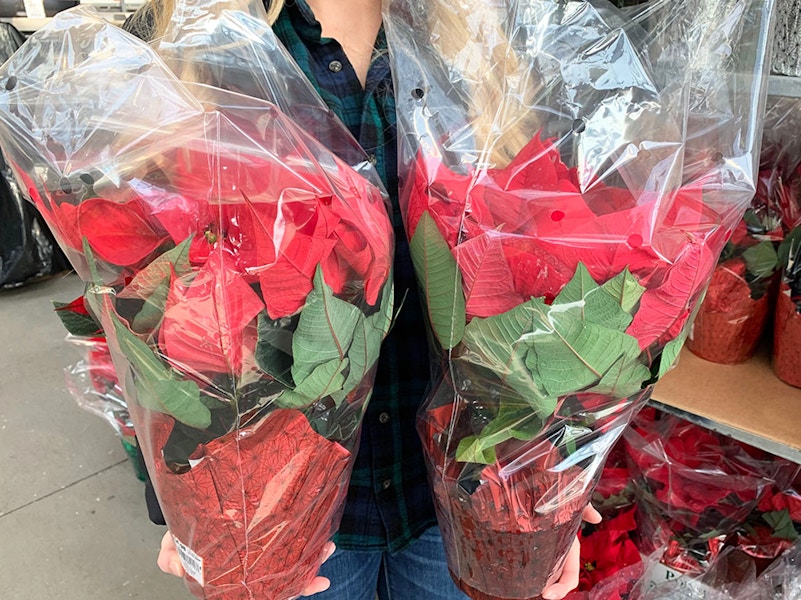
0,23,69,287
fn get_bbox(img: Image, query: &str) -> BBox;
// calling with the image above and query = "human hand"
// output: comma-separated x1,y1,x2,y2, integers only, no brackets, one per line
157,530,336,595
539,504,603,600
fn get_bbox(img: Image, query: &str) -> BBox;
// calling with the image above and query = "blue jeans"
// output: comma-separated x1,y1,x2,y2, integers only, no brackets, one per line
310,526,470,600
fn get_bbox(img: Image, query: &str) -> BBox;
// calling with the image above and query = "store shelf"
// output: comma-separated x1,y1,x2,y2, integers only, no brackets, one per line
768,74,801,98
651,345,801,464
0,1,142,34
0,11,135,32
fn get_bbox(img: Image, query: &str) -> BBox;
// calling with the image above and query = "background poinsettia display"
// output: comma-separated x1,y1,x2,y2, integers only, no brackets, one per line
564,411,801,599
773,226,801,387
687,96,801,365
385,0,775,596
0,6,394,600
564,441,643,600
622,409,799,579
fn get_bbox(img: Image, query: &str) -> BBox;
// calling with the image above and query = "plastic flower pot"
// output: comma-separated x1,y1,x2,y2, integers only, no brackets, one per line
439,497,581,600
773,282,801,387
686,261,772,364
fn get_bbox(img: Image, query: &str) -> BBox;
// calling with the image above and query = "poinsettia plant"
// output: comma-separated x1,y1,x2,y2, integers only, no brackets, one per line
773,227,801,387
733,476,801,571
568,443,642,596
623,410,782,577
686,95,801,366
385,0,774,597
0,7,394,600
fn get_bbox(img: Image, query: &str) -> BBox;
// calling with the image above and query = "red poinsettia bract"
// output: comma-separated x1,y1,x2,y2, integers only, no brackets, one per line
405,134,725,350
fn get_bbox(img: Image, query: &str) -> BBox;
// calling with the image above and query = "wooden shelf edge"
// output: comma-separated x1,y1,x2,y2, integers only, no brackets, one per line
651,346,801,465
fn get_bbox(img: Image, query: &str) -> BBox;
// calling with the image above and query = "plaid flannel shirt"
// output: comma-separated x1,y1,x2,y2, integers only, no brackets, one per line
274,0,436,553
127,0,437,553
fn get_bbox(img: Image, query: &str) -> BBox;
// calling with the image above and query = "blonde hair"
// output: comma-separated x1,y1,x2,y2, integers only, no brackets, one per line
420,1,541,167
132,0,534,167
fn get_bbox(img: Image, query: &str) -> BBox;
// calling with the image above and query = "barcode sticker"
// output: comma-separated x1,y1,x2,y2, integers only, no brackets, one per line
172,535,204,587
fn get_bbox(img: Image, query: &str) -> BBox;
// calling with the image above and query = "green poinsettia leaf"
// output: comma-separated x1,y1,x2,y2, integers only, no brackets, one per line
110,311,210,429
255,313,296,388
588,353,650,397
455,435,497,464
409,211,465,349
291,266,360,384
743,240,778,281
198,393,229,410
462,297,551,410
525,315,643,398
131,275,171,335
763,510,799,541
600,268,646,315
552,262,599,307
553,263,639,330
118,237,193,301
278,357,349,408
483,407,539,439
150,379,207,427
653,293,704,380
560,424,591,455
52,299,102,337
657,330,688,379
82,237,102,286
462,405,545,464
339,279,394,401
121,238,194,335
778,228,801,270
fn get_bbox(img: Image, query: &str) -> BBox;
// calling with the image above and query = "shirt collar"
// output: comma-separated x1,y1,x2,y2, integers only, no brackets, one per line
283,0,326,43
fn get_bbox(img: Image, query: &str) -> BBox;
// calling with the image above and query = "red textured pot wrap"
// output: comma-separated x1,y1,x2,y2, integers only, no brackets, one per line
686,262,771,364
423,401,585,600
773,283,801,387
141,408,351,600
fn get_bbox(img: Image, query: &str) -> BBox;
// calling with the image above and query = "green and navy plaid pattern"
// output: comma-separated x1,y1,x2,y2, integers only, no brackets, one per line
274,0,436,553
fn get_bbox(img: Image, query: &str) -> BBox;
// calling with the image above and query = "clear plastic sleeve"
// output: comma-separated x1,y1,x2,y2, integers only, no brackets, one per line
0,5,394,600
63,335,145,480
623,410,785,576
384,0,775,597
638,540,801,600
687,95,801,364
63,336,134,444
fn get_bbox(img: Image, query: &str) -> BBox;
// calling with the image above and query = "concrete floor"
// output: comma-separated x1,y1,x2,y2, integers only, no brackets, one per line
1,272,189,599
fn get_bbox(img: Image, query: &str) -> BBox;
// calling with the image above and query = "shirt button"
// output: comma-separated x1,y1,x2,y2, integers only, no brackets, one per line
328,60,343,73
382,479,392,490
378,412,390,424
367,154,377,165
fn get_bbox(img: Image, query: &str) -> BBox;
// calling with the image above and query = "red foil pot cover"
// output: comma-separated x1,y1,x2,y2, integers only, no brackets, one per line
773,283,801,388
146,409,352,600
686,260,771,364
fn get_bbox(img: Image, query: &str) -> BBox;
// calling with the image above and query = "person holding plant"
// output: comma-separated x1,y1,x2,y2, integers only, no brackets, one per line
124,0,600,598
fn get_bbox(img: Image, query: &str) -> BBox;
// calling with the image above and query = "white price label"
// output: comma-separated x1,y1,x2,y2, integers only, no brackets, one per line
645,562,718,599
172,535,204,587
